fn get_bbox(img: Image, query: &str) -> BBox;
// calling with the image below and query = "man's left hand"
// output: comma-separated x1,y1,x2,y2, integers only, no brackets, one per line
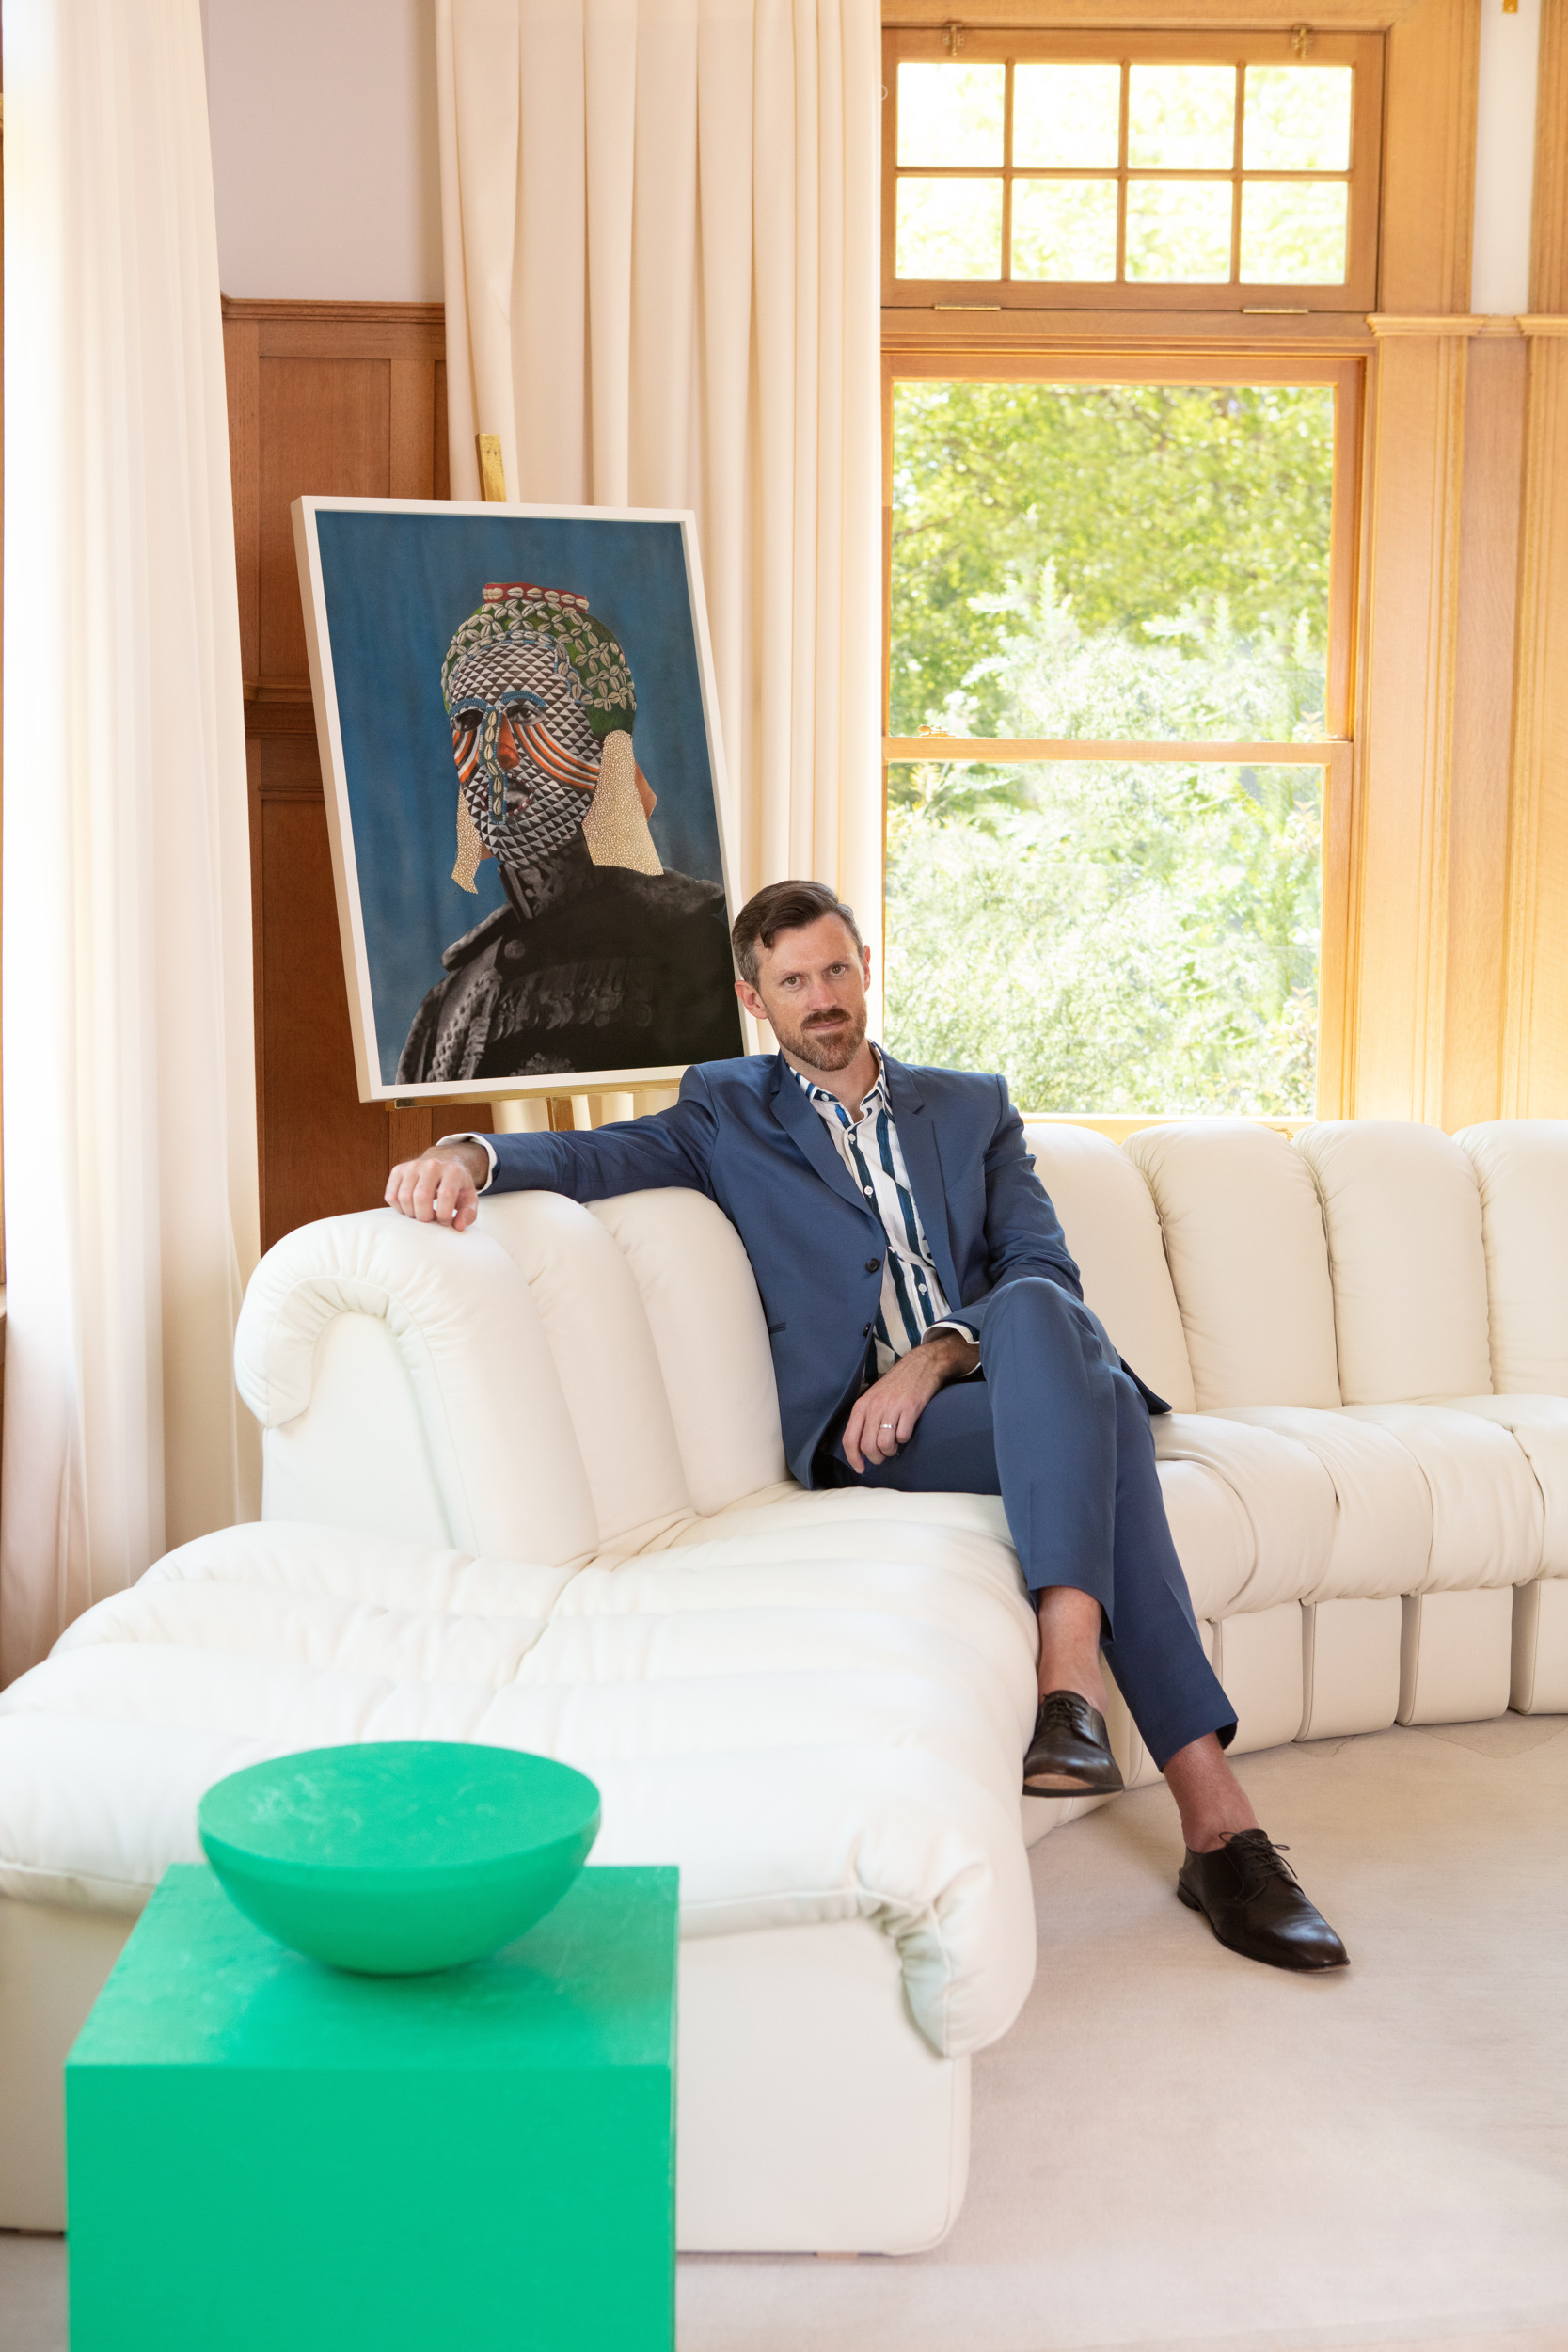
841,1331,980,1473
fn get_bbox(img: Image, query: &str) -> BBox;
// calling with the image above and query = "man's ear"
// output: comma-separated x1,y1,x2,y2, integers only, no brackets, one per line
735,977,768,1027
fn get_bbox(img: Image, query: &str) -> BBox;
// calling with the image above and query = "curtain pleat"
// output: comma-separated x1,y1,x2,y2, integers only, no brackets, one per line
435,0,881,938
0,0,261,1683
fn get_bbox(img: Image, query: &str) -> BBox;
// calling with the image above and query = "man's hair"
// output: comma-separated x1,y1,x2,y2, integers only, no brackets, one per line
731,880,863,985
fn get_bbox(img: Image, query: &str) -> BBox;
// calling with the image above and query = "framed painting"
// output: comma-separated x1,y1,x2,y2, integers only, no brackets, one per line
291,497,744,1103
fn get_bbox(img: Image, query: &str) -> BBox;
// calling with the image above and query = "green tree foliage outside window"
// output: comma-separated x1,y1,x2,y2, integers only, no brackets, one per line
885,380,1335,1115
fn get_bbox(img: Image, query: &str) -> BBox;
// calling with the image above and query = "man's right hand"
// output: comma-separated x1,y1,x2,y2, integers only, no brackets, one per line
385,1142,491,1231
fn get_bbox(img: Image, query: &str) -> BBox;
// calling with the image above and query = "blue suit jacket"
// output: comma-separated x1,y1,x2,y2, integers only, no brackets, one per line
485,1050,1152,1488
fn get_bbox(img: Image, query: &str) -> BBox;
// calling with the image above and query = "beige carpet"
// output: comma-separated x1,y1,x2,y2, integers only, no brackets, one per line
679,1717,1568,2352
4,1721,1565,2352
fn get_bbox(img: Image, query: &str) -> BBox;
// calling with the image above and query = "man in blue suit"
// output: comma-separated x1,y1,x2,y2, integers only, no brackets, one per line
388,880,1347,1972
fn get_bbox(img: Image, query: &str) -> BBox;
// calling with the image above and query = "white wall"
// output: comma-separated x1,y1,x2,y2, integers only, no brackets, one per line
1472,0,1542,315
206,0,1540,316
205,0,443,302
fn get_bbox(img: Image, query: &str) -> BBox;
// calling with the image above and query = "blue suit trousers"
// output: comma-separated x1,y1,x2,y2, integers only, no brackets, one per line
829,1277,1236,1771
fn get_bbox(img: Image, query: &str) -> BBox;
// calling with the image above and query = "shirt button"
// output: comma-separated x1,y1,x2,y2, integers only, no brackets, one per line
865,1258,880,1272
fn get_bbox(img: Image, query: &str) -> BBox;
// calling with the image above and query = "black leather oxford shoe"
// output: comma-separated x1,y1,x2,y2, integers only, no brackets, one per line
1022,1691,1126,1797
1178,1830,1349,1971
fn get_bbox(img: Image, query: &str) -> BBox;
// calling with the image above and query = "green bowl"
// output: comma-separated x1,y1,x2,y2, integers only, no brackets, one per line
198,1743,601,1976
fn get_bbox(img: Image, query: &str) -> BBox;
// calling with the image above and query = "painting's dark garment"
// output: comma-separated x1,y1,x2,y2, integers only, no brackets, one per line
397,857,740,1084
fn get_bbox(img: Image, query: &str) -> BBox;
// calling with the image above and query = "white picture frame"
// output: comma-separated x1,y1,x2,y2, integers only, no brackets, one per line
292,496,742,1104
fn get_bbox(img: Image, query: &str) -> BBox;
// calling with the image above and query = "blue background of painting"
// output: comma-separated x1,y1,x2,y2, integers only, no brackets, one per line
313,509,726,1083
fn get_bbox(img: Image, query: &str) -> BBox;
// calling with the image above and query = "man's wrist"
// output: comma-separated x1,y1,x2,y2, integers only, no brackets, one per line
432,1137,492,1189
920,1328,979,1375
435,1132,496,1191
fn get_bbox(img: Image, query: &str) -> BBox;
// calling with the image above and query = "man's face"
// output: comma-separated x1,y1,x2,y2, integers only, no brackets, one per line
737,914,871,1071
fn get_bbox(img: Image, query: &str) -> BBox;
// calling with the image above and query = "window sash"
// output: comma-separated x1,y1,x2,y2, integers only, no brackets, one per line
881,353,1362,1118
881,350,1362,741
883,26,1384,312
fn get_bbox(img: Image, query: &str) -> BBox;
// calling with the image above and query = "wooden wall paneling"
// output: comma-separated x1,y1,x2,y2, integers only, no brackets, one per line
225,317,261,678
389,359,436,499
1313,741,1356,1122
1500,8,1568,1118
1531,0,1568,316
1503,323,1568,1118
435,364,451,500
258,358,389,681
1441,329,1528,1129
1327,0,1487,1124
1378,0,1479,315
1347,324,1468,1120
255,731,391,1229
223,299,490,1250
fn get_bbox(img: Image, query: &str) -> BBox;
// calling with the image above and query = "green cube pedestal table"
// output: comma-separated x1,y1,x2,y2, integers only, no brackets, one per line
66,1861,677,2352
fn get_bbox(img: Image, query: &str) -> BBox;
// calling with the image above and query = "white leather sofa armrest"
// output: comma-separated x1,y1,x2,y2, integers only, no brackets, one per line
234,1210,599,1564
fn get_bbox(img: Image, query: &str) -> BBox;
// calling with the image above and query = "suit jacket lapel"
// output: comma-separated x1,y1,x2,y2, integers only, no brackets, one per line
768,1053,872,1216
879,1054,962,1309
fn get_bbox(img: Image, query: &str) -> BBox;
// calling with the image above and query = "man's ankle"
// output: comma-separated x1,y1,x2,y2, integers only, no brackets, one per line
1035,1585,1107,1713
1162,1734,1259,1850
1182,1818,1260,1853
1036,1662,1110,1714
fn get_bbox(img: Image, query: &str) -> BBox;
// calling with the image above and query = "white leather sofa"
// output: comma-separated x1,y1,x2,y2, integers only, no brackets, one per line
2,1116,1565,2252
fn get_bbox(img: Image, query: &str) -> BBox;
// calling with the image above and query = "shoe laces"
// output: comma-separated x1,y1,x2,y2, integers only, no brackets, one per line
1037,1691,1091,1735
1218,1829,1300,1899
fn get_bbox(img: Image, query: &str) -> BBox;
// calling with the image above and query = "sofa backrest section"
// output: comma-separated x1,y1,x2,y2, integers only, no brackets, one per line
460,1187,788,1534
589,1190,788,1514
1453,1120,1568,1394
1022,1123,1196,1411
478,1193,695,1543
1124,1121,1340,1409
239,1192,789,1562
1296,1122,1492,1405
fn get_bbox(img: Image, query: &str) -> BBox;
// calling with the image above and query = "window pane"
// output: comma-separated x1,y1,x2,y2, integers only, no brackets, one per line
1127,64,1235,168
1240,181,1348,283
1125,180,1232,280
1243,65,1352,170
897,62,1006,167
1013,62,1121,167
1011,180,1117,281
888,380,1335,742
896,179,1004,278
884,762,1322,1114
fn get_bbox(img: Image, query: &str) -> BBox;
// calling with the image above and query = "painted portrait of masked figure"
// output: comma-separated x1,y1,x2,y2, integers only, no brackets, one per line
396,581,740,1084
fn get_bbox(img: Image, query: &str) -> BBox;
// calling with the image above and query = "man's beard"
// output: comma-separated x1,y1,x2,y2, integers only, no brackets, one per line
779,1005,867,1072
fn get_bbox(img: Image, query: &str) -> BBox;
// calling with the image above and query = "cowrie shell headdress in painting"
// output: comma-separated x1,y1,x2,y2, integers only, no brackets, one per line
442,582,641,889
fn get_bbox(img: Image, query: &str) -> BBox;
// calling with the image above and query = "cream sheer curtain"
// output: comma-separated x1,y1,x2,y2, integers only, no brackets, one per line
435,0,882,926
0,0,261,1683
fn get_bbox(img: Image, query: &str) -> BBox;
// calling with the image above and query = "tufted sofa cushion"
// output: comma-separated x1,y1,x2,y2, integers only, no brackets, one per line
1297,1121,1493,1405
1125,1122,1341,1409
1453,1120,1568,1393
0,1507,1042,2060
1022,1122,1196,1411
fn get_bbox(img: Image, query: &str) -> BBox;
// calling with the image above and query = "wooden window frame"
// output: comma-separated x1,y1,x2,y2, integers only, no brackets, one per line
880,0,1548,1131
884,26,1385,315
880,346,1364,1120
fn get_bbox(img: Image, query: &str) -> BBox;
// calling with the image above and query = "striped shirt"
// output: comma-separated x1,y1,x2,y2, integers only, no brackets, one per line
793,1052,974,1378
